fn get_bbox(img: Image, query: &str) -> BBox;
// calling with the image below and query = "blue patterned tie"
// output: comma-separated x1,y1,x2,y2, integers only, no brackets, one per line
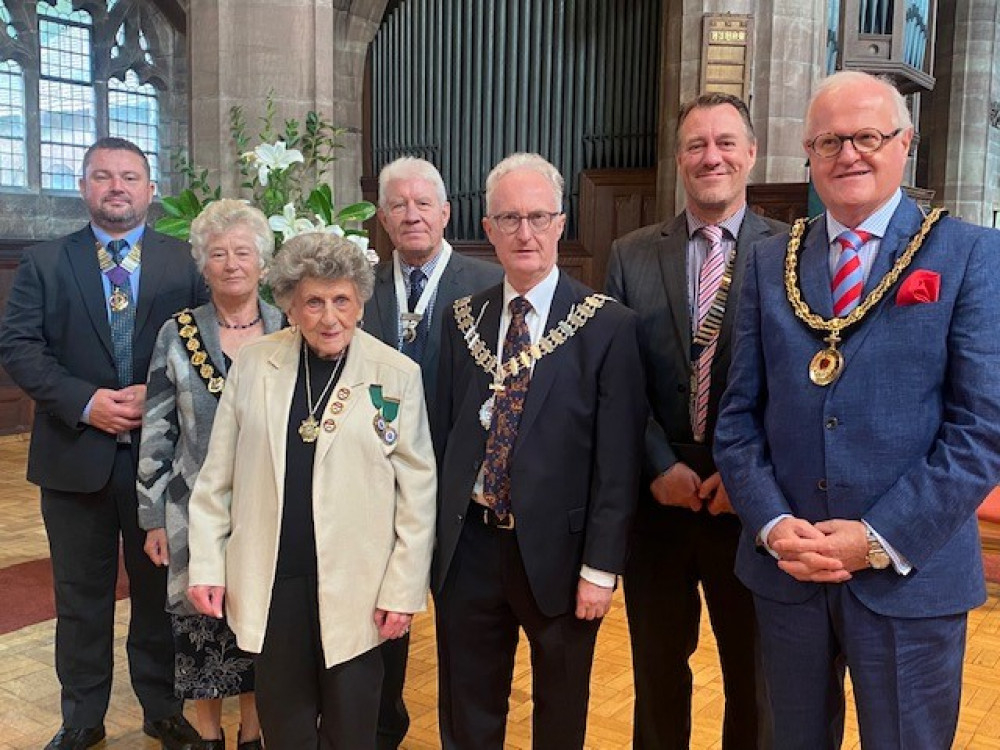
481,296,533,520
401,267,428,363
107,239,135,386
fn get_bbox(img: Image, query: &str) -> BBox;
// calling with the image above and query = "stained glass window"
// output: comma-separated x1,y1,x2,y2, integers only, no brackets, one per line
109,70,159,180
0,58,25,187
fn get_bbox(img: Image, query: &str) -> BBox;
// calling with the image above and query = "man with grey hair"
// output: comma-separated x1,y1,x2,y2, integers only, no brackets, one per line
715,70,1000,747
607,92,784,749
432,152,646,749
0,137,207,749
365,156,500,749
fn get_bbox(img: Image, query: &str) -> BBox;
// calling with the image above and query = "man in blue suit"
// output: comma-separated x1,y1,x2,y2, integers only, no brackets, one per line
714,70,1000,749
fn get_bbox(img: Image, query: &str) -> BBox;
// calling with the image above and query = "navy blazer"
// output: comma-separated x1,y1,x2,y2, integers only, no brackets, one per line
364,249,502,416
432,271,647,617
714,195,1000,618
0,226,207,493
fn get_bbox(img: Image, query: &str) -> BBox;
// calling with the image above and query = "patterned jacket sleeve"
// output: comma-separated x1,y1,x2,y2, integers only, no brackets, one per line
137,317,181,530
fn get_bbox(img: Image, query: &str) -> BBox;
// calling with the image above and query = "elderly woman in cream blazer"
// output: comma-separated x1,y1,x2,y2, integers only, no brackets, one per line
187,232,436,749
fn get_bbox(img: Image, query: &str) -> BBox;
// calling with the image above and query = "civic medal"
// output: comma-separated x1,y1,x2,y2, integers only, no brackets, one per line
809,336,844,386
400,312,422,343
384,426,398,445
369,384,401,444
298,414,321,443
323,418,337,432
479,394,494,430
109,288,130,312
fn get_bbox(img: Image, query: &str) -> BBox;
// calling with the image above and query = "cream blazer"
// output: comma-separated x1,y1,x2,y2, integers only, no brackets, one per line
187,326,436,668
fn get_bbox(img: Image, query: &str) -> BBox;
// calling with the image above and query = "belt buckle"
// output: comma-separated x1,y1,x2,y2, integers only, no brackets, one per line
483,507,515,530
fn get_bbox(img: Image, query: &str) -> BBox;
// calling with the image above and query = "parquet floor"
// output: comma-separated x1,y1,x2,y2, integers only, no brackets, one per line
1,433,999,748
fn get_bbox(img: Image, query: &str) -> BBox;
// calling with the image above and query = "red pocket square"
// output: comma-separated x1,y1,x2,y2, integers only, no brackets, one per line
896,269,940,306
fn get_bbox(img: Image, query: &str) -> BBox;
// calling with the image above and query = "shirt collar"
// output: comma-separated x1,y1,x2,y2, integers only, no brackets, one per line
397,240,449,279
825,189,902,244
91,223,146,251
503,264,559,313
685,204,748,242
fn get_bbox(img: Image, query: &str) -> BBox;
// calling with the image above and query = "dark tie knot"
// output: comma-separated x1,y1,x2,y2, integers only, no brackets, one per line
509,296,533,319
107,239,128,264
409,268,427,290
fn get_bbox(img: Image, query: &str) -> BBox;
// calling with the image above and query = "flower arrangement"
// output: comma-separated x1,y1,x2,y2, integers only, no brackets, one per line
156,94,377,263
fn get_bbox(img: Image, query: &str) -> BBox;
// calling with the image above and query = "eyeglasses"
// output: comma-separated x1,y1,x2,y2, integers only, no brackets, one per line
805,128,903,158
489,211,562,235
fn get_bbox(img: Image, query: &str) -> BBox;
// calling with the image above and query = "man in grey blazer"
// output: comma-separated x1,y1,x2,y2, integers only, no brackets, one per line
364,156,501,749
606,93,784,750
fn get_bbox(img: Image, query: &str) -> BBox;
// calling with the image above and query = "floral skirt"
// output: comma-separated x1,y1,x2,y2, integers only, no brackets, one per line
172,613,256,700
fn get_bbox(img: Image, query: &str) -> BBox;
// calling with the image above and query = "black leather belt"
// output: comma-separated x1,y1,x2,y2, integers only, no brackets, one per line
470,501,515,530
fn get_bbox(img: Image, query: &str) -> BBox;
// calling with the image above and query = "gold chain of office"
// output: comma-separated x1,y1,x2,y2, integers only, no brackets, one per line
784,207,945,337
453,293,612,380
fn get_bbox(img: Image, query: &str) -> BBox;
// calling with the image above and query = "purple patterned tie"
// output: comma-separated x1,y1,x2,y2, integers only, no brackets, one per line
692,225,725,443
481,296,533,520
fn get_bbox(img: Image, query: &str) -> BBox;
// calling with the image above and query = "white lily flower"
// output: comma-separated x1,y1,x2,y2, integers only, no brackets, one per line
315,218,345,237
346,234,378,265
253,141,304,186
269,203,316,241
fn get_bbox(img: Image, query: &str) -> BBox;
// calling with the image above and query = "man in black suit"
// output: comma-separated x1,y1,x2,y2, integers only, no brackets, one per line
433,152,646,749
364,156,501,750
0,138,207,750
605,93,786,749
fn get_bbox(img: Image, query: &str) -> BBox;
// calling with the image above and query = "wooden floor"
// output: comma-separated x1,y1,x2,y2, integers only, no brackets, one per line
1,433,1000,748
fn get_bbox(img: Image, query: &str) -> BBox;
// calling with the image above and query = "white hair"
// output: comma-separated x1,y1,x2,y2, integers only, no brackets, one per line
378,156,447,207
805,71,912,138
484,153,564,214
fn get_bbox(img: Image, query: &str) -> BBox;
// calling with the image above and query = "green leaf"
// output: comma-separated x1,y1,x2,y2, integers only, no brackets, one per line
159,196,186,218
154,217,193,239
177,189,202,217
336,201,377,224
307,187,334,224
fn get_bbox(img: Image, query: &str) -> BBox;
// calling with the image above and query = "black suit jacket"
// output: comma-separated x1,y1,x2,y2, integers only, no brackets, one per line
0,225,207,493
432,271,647,617
606,210,787,481
365,248,502,415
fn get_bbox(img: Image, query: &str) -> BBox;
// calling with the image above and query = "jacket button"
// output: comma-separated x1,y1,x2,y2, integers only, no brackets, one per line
818,479,828,491
825,417,839,429
677,384,686,393
456,514,464,524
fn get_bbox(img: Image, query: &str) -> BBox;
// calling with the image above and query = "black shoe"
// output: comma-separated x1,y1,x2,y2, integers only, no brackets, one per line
200,727,225,750
142,715,203,750
44,726,106,750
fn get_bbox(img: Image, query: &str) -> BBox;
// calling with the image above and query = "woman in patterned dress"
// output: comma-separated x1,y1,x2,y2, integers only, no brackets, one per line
138,199,283,749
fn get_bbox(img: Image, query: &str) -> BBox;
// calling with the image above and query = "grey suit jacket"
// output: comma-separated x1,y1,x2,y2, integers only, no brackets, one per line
365,248,502,416
606,209,787,480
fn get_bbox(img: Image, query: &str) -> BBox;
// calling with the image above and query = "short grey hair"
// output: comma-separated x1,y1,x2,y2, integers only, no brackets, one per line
189,199,274,272
378,156,448,207
805,71,912,137
484,153,564,215
269,232,375,311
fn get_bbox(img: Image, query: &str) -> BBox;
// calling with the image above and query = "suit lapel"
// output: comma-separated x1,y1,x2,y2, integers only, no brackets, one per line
134,229,167,342
720,212,769,356
425,256,462,375
838,197,924,368
657,215,692,362
315,332,368,466
798,216,835,319
514,273,575,454
370,262,398,346
192,304,227,376
66,228,114,358
263,331,299,493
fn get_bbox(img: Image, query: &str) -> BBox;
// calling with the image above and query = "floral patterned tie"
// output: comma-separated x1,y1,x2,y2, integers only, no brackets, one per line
481,296,533,520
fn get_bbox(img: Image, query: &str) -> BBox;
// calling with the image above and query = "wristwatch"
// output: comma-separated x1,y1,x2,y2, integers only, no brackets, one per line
865,528,892,570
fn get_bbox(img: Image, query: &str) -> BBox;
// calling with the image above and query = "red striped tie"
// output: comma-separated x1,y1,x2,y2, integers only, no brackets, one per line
832,229,872,316
692,225,725,443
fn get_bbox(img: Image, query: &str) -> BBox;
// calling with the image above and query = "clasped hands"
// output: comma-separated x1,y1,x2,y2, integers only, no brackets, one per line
650,462,733,515
89,384,146,435
767,517,870,583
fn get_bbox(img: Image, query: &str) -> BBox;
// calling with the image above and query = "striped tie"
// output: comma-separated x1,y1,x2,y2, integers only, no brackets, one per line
692,225,725,443
832,229,872,316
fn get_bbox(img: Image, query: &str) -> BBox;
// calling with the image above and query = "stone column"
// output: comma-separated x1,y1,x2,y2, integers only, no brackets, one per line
922,0,1000,226
656,0,826,219
187,0,387,208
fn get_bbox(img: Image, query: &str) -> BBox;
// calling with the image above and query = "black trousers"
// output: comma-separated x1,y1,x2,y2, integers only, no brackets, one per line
255,574,383,749
376,632,410,749
435,515,602,750
623,504,771,750
41,444,178,728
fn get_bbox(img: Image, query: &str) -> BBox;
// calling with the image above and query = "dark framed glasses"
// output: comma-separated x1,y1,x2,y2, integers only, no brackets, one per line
805,128,903,158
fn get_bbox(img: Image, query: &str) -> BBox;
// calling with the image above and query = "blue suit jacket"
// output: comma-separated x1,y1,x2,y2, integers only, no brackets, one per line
714,196,1000,618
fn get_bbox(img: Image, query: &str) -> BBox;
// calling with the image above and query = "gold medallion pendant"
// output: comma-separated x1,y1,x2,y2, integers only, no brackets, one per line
783,207,945,387
109,288,130,312
298,415,321,443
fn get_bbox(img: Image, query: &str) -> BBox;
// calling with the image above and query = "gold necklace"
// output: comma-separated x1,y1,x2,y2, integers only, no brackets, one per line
784,207,945,386
298,341,347,443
